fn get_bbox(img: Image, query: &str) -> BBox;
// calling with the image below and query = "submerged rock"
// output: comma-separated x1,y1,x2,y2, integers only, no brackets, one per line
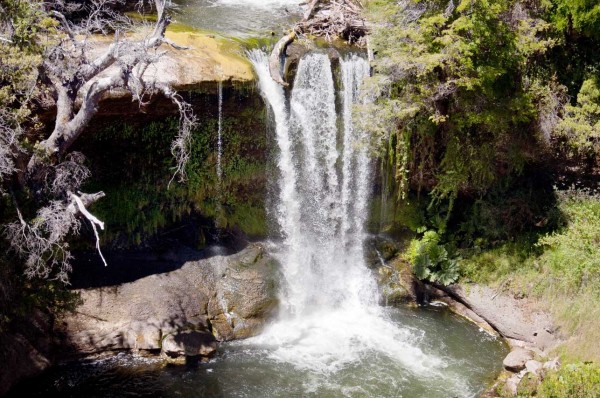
57,243,279,359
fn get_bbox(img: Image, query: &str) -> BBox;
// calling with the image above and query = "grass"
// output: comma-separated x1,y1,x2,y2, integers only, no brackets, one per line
459,190,600,362
524,362,600,398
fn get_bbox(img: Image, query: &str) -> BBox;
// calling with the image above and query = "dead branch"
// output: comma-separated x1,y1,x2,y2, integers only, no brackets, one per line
296,0,367,42
158,84,198,186
28,0,195,186
5,188,106,282
70,192,107,267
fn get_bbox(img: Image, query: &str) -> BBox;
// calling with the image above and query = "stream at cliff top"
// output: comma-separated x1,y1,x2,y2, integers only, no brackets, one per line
173,0,302,37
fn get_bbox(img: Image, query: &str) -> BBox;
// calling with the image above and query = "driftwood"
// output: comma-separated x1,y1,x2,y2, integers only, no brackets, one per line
269,31,297,87
297,0,366,42
269,0,368,85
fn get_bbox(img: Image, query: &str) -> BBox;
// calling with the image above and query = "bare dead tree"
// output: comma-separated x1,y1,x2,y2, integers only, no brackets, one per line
3,0,196,283
4,150,108,282
0,111,22,192
28,0,195,178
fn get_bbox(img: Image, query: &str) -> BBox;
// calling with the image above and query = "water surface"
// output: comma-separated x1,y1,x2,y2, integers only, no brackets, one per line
10,306,506,398
173,0,302,37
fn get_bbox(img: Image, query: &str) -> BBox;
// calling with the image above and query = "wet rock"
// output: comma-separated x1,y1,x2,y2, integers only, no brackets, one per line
503,348,535,372
162,331,217,358
378,266,413,305
365,235,401,269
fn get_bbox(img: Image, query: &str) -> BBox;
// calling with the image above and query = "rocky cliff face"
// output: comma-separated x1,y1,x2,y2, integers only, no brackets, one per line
57,244,279,359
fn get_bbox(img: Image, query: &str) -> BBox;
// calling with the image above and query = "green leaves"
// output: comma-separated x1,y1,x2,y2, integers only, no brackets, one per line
556,77,600,156
552,0,600,40
409,230,460,285
364,0,557,204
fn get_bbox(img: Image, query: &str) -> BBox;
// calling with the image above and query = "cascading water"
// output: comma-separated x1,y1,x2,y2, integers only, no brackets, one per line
246,49,485,394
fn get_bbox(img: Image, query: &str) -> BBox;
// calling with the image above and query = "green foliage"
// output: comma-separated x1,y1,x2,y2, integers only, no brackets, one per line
535,191,600,294
81,93,269,246
461,191,599,294
0,0,55,111
460,192,600,360
556,77,600,158
0,254,80,333
536,362,600,397
551,0,600,39
408,230,459,285
364,0,558,211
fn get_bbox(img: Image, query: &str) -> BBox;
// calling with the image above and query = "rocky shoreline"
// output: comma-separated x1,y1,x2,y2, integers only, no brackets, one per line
375,250,562,397
57,243,279,360
3,242,562,397
426,283,562,397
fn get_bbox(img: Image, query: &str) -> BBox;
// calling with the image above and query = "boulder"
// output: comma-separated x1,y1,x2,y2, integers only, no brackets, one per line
525,359,543,375
378,266,413,305
436,284,559,351
365,235,401,269
58,243,280,358
543,357,560,371
162,331,217,358
503,348,535,372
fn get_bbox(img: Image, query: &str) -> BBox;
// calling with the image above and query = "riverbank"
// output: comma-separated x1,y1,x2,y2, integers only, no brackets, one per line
442,191,600,396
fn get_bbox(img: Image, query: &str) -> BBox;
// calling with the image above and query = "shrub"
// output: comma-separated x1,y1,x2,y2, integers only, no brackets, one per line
537,362,600,398
408,230,459,285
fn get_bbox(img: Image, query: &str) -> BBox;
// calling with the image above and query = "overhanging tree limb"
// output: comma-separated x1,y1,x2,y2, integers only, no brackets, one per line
28,0,196,181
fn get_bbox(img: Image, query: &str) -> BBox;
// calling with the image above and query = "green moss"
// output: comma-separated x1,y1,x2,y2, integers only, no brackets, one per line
79,91,269,245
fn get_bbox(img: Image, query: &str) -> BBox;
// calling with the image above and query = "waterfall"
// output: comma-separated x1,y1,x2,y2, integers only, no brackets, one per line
248,49,443,376
216,80,224,183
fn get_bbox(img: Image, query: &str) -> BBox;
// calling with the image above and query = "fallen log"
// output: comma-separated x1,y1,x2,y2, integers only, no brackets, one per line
269,31,297,86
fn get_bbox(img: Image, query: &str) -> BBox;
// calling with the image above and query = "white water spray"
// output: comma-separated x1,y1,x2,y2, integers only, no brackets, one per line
248,49,449,378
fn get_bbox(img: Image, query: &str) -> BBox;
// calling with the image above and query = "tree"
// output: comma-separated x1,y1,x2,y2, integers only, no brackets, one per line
362,0,559,205
552,0,600,40
1,0,196,282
